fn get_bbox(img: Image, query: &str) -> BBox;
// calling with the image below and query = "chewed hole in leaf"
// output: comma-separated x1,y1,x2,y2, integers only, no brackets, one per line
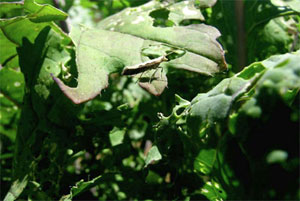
179,19,202,26
224,87,234,96
149,8,174,27
62,53,78,87
147,54,159,60
175,107,185,116
166,49,186,60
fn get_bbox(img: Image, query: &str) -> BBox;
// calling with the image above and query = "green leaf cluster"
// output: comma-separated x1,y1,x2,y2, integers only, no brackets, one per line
0,0,299,200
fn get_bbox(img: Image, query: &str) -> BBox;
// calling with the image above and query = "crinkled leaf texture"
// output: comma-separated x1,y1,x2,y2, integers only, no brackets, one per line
156,51,300,201
188,51,300,135
157,51,300,137
53,0,227,104
157,50,300,136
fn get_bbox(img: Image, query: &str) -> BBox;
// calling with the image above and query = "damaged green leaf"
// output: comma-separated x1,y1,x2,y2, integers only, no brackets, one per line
53,0,226,103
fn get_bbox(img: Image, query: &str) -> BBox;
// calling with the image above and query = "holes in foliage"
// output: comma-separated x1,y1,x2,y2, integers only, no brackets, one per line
179,19,202,26
175,107,185,116
149,8,174,27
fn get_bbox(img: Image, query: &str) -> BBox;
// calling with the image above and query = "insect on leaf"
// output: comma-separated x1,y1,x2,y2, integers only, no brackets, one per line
52,0,227,104
122,56,168,76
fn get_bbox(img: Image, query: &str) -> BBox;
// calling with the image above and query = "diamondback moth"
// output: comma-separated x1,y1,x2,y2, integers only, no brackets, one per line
122,56,168,75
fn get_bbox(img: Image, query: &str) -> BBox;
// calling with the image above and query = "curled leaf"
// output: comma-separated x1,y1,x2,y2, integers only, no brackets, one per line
54,0,227,103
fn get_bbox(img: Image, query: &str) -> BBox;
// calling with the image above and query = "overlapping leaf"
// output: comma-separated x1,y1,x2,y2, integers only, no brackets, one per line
0,0,70,68
3,26,71,201
156,51,300,200
53,0,227,104
188,51,300,135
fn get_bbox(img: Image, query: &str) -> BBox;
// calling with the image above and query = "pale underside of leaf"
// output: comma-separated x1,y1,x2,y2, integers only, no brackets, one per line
52,28,144,104
137,68,168,96
97,1,227,71
53,0,227,104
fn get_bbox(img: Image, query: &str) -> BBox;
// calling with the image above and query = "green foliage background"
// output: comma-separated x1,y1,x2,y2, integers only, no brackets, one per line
0,0,299,200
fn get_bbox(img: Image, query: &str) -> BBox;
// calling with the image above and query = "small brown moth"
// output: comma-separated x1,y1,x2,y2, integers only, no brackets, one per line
122,56,168,75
